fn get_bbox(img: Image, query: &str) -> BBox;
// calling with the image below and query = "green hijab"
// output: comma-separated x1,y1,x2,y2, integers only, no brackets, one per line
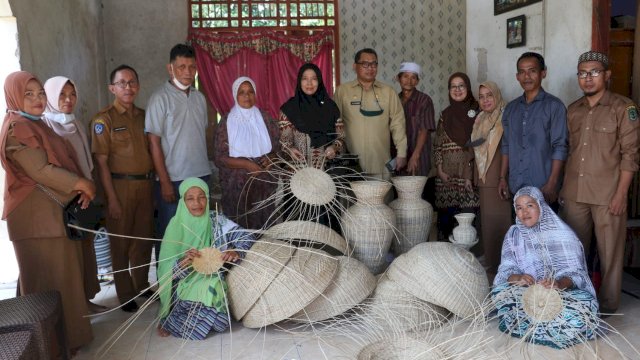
157,178,227,319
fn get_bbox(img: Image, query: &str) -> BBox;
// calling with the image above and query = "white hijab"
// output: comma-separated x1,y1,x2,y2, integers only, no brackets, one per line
226,76,272,158
42,76,93,179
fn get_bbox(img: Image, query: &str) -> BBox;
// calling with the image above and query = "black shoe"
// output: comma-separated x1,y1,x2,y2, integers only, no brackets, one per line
140,289,157,300
121,301,138,313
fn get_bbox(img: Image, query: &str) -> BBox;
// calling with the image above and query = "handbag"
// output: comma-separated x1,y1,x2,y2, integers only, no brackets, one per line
37,184,103,240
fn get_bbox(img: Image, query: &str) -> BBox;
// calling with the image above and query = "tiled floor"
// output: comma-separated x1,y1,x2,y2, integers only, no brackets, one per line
3,272,638,359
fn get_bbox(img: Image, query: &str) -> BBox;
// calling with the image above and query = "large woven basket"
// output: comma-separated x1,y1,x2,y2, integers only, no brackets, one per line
367,275,449,332
262,220,349,255
227,238,295,320
242,247,339,328
357,338,446,360
291,256,375,322
387,242,489,318
389,176,432,255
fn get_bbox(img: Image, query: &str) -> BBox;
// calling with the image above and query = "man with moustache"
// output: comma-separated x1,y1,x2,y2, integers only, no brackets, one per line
560,51,639,314
91,65,154,312
498,52,568,209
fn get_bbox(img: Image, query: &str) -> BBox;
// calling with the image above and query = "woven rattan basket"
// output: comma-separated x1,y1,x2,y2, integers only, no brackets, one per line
242,247,339,328
291,256,375,322
387,242,489,318
262,220,349,255
227,238,295,320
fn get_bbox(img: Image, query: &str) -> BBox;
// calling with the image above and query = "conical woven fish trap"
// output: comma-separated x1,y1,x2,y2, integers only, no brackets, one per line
522,284,564,322
291,256,375,322
289,166,337,205
262,220,349,255
227,238,295,320
367,275,449,332
357,338,446,360
242,247,339,328
387,242,489,318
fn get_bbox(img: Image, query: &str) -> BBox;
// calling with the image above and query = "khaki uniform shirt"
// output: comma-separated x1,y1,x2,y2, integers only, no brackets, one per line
90,101,153,174
561,90,640,206
334,79,407,176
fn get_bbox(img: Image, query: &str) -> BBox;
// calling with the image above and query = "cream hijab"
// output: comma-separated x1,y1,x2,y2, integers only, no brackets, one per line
226,76,272,158
42,76,93,179
471,81,505,183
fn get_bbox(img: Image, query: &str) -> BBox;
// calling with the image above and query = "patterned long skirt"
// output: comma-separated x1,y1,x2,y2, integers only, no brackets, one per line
160,299,230,340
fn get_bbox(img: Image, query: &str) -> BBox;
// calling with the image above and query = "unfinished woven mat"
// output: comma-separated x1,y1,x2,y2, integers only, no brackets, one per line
387,242,489,318
357,338,446,360
367,275,449,332
291,256,375,322
242,247,339,328
262,220,349,255
227,238,294,320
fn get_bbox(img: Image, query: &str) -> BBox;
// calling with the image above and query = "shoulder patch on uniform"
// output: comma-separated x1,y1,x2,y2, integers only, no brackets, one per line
94,119,106,135
627,105,638,122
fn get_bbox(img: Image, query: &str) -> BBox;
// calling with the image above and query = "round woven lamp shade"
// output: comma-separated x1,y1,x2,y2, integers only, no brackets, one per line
227,238,295,321
262,220,349,255
242,247,339,328
357,338,446,360
387,242,489,318
291,256,375,322
367,275,449,332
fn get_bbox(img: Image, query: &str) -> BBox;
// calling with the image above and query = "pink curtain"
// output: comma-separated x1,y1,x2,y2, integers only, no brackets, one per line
189,29,334,119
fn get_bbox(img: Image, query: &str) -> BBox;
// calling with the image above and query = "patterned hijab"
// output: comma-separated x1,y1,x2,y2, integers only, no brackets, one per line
226,76,272,158
42,76,93,179
441,72,479,147
471,81,505,183
158,178,226,318
494,187,595,298
280,63,340,148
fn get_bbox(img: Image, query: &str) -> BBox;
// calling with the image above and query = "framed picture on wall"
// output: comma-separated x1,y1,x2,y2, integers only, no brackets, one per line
506,15,526,48
494,0,542,16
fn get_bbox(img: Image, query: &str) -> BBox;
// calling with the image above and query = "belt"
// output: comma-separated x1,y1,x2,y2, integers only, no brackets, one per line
111,172,154,180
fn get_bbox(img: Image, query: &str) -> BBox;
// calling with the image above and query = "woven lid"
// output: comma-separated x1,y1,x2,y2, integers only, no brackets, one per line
262,220,349,255
291,256,375,322
387,242,489,318
367,275,449,332
357,338,446,360
242,247,339,328
227,238,295,320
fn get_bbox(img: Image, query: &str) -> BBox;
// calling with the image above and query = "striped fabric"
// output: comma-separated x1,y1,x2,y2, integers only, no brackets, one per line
160,299,229,340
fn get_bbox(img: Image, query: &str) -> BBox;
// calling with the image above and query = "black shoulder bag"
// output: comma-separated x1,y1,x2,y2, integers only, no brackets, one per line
37,185,102,240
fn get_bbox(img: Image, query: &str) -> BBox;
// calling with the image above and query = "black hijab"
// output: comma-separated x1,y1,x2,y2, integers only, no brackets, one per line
280,63,340,148
442,72,479,147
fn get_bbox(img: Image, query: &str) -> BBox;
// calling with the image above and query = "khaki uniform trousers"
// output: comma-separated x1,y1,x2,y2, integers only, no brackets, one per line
561,198,626,311
107,178,153,303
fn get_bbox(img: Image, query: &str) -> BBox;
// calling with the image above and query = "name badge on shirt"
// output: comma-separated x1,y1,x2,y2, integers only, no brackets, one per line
113,127,127,132
350,101,361,105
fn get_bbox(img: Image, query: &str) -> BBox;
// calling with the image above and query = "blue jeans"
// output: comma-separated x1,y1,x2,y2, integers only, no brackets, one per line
154,176,209,261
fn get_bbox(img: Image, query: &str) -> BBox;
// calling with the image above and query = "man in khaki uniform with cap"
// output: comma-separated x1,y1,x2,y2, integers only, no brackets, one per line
91,64,155,312
560,51,640,314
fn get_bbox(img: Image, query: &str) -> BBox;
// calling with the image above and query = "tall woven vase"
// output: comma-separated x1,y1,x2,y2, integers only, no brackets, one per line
389,176,433,255
341,180,395,274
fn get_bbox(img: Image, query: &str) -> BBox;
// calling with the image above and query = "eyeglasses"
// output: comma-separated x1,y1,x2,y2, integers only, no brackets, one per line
24,90,47,100
112,80,139,89
577,69,605,79
356,61,378,69
359,86,384,117
449,84,466,91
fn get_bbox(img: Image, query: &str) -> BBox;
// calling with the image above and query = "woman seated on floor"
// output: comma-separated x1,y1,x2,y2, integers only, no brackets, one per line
492,186,599,349
157,177,255,340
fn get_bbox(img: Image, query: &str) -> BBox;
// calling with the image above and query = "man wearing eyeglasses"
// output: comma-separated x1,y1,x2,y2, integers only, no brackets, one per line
91,64,154,312
334,48,407,178
498,52,568,208
559,51,640,314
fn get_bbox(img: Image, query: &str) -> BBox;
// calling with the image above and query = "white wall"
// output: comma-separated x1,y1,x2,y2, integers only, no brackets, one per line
466,0,592,105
